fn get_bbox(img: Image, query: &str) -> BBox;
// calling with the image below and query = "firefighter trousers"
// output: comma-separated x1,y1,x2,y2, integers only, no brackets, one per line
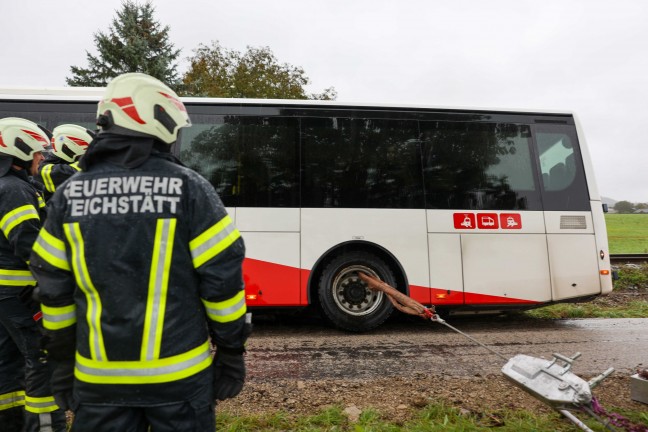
0,296,67,432
71,399,216,432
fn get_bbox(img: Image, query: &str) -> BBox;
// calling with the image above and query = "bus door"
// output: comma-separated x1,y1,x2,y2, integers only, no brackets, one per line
534,123,601,301
422,121,552,306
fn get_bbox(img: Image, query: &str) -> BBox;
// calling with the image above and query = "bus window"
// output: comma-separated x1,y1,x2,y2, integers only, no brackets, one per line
179,115,299,208
534,124,590,211
301,117,424,209
421,121,541,210
179,115,240,207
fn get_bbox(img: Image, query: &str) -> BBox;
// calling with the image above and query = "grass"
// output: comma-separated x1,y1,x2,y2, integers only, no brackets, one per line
605,214,648,254
215,403,648,431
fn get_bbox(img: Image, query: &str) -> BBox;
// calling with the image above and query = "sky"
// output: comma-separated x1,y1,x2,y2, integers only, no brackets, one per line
2,0,647,203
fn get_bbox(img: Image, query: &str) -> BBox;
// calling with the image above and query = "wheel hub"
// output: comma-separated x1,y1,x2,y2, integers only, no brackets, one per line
331,264,384,316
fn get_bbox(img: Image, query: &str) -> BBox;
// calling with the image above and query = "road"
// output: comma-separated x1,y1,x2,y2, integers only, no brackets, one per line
245,314,648,382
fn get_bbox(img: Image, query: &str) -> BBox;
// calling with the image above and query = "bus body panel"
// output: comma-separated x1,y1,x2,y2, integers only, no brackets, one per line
547,234,601,300
237,208,301,306
427,233,464,305
461,234,551,303
590,201,614,295
300,207,430,288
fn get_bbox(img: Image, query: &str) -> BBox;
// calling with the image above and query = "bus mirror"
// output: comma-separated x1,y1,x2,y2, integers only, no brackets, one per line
602,203,608,213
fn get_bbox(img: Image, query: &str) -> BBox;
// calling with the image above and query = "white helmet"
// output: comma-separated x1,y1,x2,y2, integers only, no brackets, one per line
51,124,96,162
96,72,191,144
0,117,50,161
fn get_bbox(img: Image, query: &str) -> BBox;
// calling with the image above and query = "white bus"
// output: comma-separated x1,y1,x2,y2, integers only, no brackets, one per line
0,89,613,331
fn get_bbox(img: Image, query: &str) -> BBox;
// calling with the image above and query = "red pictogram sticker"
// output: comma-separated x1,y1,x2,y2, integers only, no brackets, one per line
477,213,499,229
500,213,522,229
453,213,476,229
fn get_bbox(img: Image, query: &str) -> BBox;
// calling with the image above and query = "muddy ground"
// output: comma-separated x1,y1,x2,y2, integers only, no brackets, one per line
219,288,648,424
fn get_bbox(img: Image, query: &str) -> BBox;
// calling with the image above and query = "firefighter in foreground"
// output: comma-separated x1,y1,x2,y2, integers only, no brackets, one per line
34,124,95,201
0,117,66,431
30,72,248,431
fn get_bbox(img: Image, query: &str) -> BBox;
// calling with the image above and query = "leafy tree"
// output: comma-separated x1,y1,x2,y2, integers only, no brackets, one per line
614,200,635,214
182,41,336,100
66,1,181,88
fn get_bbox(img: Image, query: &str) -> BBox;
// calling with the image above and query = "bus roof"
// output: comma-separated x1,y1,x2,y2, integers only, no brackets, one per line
0,87,574,117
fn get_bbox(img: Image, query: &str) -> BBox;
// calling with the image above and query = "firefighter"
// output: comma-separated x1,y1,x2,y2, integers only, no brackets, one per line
30,72,249,432
34,124,95,202
0,117,66,431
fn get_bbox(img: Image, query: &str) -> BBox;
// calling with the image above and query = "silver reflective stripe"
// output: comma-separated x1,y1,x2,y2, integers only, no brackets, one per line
0,272,35,283
143,219,174,361
75,348,211,378
66,224,105,361
204,295,246,319
39,413,53,432
34,236,67,263
1,206,38,233
42,310,76,324
190,222,237,261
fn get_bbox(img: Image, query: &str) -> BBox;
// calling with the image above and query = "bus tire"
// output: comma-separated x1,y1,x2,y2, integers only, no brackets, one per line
317,251,395,332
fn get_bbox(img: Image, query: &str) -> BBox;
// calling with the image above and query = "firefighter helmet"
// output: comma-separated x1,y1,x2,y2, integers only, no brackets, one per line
96,72,191,144
51,124,96,162
0,117,51,161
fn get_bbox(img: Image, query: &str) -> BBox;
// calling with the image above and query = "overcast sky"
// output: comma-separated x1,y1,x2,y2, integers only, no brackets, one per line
2,0,646,203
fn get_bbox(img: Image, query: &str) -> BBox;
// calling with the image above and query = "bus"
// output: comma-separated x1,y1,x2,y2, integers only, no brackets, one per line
0,89,613,331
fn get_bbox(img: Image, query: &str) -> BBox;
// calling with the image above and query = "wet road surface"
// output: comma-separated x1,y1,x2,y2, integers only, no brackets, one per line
245,313,648,382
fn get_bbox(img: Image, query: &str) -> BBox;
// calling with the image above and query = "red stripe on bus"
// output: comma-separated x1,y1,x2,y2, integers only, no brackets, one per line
243,258,538,309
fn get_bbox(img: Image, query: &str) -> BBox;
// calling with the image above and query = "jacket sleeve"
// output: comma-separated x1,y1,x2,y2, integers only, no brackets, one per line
187,175,247,350
0,185,41,263
39,163,78,194
29,192,77,359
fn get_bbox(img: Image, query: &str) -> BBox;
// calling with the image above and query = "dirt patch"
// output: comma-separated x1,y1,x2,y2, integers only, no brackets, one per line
220,375,644,423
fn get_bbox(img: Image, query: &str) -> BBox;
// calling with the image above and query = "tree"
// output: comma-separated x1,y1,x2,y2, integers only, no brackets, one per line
66,1,181,88
613,200,635,214
182,41,336,100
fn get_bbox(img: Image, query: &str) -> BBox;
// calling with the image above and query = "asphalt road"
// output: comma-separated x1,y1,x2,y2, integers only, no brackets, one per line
245,314,648,382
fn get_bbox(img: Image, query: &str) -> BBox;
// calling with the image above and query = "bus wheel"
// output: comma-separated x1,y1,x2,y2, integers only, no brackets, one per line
318,251,396,332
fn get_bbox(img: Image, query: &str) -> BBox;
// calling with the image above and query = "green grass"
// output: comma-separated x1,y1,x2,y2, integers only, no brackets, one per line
215,403,648,431
605,214,648,253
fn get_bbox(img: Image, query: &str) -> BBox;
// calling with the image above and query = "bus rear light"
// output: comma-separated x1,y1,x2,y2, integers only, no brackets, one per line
435,293,447,299
246,294,258,301
600,270,610,276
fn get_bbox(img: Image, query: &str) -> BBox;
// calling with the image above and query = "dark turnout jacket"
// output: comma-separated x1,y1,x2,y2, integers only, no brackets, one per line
0,165,45,299
30,137,247,405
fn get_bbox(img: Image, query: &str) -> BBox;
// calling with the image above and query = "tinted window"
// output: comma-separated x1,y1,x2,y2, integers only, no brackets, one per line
421,121,541,210
0,102,96,131
534,124,589,211
179,115,299,207
301,117,424,208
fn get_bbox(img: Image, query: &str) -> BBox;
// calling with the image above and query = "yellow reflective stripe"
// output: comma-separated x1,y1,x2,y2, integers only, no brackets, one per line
37,194,46,209
76,340,212,384
0,390,25,410
41,164,56,193
141,219,176,361
70,161,82,172
0,269,35,286
189,215,240,268
202,290,247,323
25,395,59,413
41,303,77,330
32,228,71,271
64,223,107,361
0,204,39,237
